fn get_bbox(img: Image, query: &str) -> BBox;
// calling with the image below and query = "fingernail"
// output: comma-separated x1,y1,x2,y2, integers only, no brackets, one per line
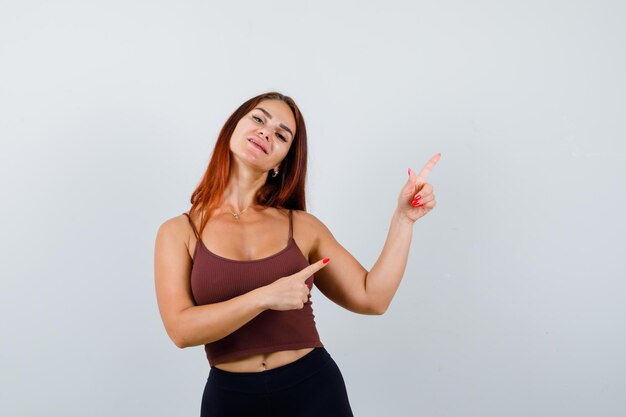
417,203,425,207
414,194,422,201
323,258,330,264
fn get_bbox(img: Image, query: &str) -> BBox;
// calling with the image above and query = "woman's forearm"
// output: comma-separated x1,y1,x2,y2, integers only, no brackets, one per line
364,209,415,314
174,288,267,348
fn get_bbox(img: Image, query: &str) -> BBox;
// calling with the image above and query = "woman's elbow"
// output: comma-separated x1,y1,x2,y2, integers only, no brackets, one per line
174,337,187,349
349,299,386,315
370,305,387,316
165,325,189,349
361,293,388,315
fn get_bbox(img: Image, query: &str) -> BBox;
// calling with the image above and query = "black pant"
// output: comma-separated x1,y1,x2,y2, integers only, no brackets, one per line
201,347,354,417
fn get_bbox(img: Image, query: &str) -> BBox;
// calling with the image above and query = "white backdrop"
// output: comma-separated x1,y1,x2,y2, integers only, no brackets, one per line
2,1,625,416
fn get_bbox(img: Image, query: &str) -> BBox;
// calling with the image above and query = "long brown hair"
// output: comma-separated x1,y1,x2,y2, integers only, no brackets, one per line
188,92,308,239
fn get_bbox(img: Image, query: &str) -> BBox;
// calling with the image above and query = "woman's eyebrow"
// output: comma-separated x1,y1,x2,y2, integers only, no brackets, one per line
254,107,294,138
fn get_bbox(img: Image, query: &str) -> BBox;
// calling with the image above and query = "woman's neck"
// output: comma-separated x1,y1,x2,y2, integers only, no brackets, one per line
222,166,268,212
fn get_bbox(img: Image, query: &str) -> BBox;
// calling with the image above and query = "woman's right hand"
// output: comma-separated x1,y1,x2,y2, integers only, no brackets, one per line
259,258,330,311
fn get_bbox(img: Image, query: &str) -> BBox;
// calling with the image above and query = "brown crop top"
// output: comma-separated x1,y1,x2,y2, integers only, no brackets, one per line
183,209,324,367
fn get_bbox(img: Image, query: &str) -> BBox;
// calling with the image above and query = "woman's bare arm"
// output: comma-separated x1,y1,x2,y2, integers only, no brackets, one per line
154,217,268,348
308,153,441,315
306,211,413,316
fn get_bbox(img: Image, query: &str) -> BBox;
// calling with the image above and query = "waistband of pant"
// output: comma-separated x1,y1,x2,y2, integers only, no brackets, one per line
208,347,332,392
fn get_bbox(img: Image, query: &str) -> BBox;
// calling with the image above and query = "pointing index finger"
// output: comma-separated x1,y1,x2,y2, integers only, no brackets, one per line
298,258,330,281
415,152,441,183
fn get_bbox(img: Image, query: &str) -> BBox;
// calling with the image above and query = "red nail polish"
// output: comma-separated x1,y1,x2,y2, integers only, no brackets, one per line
415,194,422,201
417,203,425,207
323,258,330,264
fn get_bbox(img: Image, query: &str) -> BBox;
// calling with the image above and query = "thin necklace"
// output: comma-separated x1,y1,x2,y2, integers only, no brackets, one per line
230,205,252,220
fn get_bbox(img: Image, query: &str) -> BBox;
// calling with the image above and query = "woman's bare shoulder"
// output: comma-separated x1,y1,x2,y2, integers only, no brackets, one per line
156,213,195,246
291,209,332,235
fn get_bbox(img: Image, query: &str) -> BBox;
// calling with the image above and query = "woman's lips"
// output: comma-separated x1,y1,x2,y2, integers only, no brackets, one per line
247,137,268,154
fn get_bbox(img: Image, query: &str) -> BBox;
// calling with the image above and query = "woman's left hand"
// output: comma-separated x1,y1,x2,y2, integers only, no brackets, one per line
396,153,441,223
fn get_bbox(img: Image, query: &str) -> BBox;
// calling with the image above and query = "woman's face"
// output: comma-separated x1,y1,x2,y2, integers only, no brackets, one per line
229,99,297,173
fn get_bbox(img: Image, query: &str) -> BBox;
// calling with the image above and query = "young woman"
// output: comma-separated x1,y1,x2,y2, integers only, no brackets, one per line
154,91,440,416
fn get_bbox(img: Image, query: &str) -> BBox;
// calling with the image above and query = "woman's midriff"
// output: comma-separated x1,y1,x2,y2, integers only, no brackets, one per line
213,347,315,373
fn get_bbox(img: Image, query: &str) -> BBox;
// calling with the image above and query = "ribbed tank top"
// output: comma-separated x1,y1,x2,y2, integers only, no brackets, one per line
183,209,324,366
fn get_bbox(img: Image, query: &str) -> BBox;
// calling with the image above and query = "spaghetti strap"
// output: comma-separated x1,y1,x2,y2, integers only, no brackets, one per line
183,212,200,240
288,209,294,240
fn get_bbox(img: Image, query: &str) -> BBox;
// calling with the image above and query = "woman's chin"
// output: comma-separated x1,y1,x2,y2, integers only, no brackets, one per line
231,153,271,174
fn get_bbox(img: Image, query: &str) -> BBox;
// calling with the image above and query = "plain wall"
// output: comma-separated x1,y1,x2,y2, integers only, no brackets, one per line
1,0,625,416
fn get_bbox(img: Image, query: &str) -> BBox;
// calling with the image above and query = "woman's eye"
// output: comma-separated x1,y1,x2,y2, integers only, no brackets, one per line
252,116,262,123
277,133,286,142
